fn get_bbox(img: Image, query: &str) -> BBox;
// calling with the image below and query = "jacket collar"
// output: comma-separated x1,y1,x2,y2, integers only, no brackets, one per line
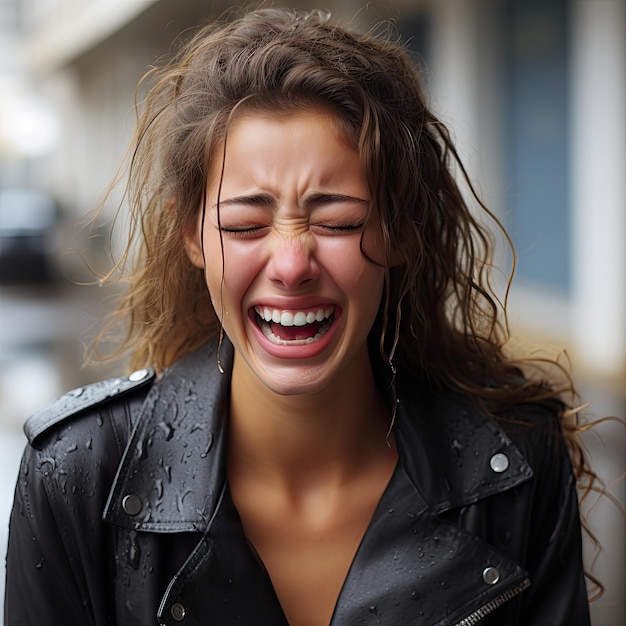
394,377,533,514
103,340,532,532
104,340,233,532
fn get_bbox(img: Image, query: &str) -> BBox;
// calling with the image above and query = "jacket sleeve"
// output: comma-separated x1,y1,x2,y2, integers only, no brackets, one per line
4,373,152,626
4,442,98,626
517,429,591,625
486,403,591,626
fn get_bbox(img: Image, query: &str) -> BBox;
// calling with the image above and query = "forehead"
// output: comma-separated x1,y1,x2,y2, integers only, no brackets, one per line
224,101,356,149
207,107,361,187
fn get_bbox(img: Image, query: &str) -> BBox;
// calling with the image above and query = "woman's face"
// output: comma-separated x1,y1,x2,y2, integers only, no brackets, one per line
185,108,386,396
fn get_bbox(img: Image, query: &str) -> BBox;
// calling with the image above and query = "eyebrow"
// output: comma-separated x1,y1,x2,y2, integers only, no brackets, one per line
213,193,369,209
213,194,273,209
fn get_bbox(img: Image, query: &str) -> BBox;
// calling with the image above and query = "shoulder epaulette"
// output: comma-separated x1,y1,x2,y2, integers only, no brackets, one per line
24,368,156,444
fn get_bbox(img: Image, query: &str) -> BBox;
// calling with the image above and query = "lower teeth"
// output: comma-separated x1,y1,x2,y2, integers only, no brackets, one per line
258,317,332,346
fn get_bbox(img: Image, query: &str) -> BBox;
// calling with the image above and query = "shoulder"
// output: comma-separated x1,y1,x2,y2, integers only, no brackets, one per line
16,368,157,525
24,367,156,446
497,398,567,464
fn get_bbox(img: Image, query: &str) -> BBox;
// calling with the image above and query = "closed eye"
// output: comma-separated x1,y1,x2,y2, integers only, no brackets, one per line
219,225,268,238
313,222,364,233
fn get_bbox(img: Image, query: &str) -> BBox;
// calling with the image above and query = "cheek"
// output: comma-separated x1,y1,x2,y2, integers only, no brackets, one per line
207,241,262,313
322,243,385,311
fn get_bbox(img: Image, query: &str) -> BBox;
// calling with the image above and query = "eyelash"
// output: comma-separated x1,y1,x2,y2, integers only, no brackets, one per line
219,226,266,237
314,223,364,233
219,223,364,236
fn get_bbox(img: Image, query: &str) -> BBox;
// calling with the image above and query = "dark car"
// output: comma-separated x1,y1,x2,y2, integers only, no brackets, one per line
0,188,60,283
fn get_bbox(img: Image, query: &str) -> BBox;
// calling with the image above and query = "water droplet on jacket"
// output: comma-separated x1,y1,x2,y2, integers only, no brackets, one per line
66,444,78,453
163,463,172,483
68,387,84,398
155,478,164,500
96,416,103,427
176,488,193,513
158,421,175,441
85,437,92,450
40,458,55,476
368,606,378,616
200,433,213,458
35,557,45,569
136,438,149,461
128,531,140,569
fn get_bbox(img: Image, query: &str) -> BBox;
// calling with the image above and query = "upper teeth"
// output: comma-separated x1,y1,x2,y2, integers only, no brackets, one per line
255,305,334,327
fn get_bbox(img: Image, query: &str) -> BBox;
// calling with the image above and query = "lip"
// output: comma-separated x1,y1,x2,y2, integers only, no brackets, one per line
247,301,343,360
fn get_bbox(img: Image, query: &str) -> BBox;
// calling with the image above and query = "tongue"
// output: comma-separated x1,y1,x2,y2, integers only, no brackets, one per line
271,322,321,341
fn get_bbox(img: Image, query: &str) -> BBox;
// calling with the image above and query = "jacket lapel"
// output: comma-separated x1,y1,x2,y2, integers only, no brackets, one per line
331,383,534,624
331,463,529,625
103,341,233,532
394,381,534,512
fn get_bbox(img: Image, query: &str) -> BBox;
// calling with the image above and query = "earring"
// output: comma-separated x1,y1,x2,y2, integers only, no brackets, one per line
384,307,401,448
216,324,225,374
385,357,398,448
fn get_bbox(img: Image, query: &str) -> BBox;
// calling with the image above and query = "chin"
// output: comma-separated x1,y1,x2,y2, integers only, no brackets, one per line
252,365,334,398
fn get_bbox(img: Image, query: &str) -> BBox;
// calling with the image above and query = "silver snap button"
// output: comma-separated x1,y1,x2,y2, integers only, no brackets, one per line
171,602,186,621
483,566,500,585
122,494,142,516
489,452,509,473
129,368,149,382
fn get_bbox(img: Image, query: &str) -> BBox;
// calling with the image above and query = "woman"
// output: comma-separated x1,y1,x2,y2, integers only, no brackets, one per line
5,8,592,625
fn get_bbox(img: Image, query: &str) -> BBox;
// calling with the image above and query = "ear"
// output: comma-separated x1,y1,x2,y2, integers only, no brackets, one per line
184,222,205,269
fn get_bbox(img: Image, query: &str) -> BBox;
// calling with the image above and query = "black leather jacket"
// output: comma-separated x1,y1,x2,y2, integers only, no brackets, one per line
5,340,590,625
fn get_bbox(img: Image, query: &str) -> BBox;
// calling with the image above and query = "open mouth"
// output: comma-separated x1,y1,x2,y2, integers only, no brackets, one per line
253,305,335,345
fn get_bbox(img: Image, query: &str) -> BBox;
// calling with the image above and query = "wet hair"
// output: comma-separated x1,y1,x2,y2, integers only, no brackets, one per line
95,9,600,568
99,7,504,379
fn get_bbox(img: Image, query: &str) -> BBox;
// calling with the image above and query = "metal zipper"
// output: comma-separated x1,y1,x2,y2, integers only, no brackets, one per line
452,578,531,626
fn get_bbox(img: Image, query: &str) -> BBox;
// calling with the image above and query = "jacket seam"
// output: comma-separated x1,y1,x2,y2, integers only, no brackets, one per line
38,449,96,626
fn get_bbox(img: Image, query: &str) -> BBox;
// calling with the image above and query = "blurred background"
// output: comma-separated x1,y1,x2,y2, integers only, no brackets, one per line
0,0,624,623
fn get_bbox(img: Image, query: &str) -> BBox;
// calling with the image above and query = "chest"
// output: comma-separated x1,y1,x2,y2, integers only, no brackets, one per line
239,503,377,626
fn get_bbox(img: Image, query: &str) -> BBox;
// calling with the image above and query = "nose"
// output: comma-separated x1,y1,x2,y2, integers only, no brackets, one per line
265,232,320,290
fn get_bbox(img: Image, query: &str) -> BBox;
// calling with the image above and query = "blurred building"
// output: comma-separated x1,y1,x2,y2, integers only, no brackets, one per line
1,0,624,623
13,0,625,380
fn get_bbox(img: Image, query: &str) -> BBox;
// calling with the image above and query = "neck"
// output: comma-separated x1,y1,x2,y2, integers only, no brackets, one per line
227,352,393,491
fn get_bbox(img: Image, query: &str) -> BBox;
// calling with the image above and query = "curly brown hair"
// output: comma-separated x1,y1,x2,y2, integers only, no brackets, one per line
94,10,600,566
